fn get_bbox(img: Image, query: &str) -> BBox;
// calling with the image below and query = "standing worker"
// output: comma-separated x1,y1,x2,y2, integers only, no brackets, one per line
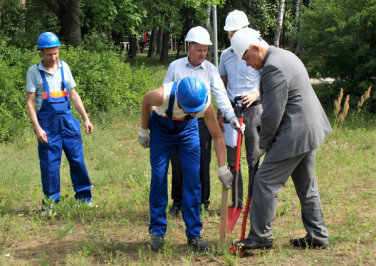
26,32,93,210
231,28,332,249
165,26,241,216
138,77,233,251
218,10,262,208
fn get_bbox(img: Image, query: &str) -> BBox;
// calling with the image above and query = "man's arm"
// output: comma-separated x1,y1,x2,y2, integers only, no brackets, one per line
203,105,226,166
141,87,164,129
69,88,94,134
26,92,48,143
259,66,288,150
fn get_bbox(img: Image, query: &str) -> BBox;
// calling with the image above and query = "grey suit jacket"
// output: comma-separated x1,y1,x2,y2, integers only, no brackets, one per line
259,46,332,163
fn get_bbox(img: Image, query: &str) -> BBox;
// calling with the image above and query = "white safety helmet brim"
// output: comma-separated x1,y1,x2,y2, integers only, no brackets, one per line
231,28,261,59
185,26,213,45
224,10,250,31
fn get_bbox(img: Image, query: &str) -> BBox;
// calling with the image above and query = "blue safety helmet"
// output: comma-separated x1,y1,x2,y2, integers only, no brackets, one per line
176,77,208,113
37,32,61,50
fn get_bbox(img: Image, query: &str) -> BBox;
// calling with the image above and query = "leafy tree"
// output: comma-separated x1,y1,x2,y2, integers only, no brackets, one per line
297,0,376,108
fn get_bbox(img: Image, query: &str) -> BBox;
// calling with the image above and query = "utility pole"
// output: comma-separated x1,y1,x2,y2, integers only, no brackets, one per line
212,5,218,68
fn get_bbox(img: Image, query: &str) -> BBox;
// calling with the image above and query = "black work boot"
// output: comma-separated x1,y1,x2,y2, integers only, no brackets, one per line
234,238,273,250
187,237,209,251
150,235,164,252
290,236,329,249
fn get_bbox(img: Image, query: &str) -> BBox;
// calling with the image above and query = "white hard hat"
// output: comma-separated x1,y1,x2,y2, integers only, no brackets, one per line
185,26,212,45
224,10,250,31
231,27,261,59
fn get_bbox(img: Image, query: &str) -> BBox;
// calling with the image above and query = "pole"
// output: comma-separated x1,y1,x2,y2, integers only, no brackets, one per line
212,5,218,68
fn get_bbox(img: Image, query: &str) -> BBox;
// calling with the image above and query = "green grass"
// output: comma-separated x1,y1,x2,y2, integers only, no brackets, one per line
1,110,375,265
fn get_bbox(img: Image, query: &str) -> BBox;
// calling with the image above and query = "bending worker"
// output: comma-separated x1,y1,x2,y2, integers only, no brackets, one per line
26,32,93,210
231,28,332,250
138,77,233,252
218,10,262,208
165,26,241,216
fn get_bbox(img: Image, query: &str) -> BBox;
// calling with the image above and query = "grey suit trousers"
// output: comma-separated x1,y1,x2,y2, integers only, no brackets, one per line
249,149,329,244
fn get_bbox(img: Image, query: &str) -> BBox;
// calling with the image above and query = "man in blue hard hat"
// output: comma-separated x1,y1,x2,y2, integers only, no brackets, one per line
26,32,94,211
138,76,233,252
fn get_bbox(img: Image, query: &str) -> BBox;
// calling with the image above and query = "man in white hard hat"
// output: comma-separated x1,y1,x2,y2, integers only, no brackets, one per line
164,26,242,217
218,10,262,209
230,27,332,250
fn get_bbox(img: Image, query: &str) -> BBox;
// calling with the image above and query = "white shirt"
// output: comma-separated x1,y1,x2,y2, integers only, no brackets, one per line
153,82,209,119
163,56,235,120
219,47,261,102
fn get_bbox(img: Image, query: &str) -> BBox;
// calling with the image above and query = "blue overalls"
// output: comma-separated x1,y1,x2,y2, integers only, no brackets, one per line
37,61,92,203
149,82,202,239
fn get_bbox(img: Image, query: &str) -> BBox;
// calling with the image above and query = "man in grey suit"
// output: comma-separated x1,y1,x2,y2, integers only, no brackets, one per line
230,28,333,250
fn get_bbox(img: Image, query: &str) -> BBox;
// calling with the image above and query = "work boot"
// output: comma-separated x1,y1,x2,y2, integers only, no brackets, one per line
187,237,209,251
290,236,329,249
150,235,164,252
234,238,273,250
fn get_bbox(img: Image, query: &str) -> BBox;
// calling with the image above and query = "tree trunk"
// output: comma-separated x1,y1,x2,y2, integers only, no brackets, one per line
289,0,302,51
18,0,26,8
205,4,213,62
156,27,163,55
46,0,81,46
128,35,138,59
160,30,170,63
63,0,81,46
148,28,157,58
273,0,285,47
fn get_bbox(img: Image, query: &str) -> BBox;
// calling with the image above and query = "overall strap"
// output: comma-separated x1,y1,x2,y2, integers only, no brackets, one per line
59,60,69,94
38,63,51,101
166,81,178,119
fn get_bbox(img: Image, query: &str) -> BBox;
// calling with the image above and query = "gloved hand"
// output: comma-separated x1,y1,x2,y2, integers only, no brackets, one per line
218,165,233,190
138,127,150,148
230,117,245,134
251,147,266,167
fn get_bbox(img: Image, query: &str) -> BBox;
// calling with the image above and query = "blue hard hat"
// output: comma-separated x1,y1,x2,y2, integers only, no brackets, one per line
177,77,208,113
37,32,61,49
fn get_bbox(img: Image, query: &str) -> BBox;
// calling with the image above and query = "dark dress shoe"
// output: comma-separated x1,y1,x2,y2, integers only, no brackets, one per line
188,236,209,251
290,236,329,249
234,238,273,250
168,205,181,216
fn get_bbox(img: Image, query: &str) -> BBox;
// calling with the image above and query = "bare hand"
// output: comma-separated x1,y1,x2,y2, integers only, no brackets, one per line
36,128,48,143
241,91,260,107
84,120,94,134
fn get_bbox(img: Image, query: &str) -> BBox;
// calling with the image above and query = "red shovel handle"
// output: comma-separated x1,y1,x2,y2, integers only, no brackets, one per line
235,117,243,172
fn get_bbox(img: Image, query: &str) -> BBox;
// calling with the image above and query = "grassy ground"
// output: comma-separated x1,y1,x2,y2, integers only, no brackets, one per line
0,54,375,265
0,109,375,265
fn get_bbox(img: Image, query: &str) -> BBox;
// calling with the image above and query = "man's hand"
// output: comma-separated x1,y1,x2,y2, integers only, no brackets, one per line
218,165,233,190
138,127,150,148
251,148,265,167
35,127,48,143
230,117,245,134
84,119,94,134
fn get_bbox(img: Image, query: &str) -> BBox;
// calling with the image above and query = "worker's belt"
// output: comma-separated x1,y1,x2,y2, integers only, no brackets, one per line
231,99,262,108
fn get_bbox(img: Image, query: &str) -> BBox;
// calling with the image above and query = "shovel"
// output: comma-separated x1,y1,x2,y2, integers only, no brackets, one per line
229,161,257,254
226,96,244,233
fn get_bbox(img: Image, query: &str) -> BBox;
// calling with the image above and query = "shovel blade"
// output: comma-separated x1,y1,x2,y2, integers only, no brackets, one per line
226,206,243,233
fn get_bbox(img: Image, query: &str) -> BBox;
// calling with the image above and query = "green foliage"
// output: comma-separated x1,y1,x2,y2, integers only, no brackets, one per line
297,0,376,111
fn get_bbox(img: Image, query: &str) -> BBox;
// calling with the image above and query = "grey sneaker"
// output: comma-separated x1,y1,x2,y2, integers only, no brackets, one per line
187,237,209,251
150,235,164,252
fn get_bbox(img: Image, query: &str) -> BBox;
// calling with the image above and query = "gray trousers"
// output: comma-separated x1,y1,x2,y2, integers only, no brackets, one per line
249,149,329,244
227,103,262,206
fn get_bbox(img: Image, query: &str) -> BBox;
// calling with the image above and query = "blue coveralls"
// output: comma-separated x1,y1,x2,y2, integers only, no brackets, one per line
37,61,92,203
149,82,202,239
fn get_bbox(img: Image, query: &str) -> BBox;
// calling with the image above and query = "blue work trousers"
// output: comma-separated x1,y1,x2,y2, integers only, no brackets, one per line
149,112,202,238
